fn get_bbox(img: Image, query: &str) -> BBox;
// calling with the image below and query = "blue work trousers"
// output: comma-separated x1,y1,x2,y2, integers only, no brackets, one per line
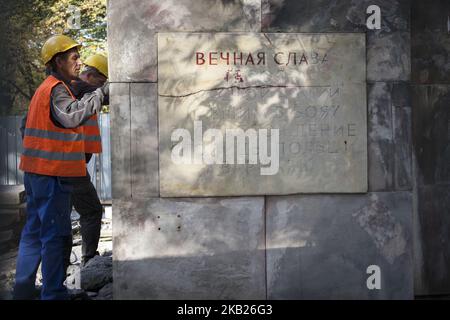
13,173,72,300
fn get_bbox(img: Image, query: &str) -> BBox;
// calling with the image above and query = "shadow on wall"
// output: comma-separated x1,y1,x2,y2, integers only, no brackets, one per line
112,193,413,300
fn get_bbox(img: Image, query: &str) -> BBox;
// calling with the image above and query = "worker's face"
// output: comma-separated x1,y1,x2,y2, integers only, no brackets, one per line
56,49,82,80
80,70,107,87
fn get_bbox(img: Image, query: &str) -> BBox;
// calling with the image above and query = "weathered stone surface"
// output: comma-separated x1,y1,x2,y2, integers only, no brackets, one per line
368,83,394,191
113,197,265,299
367,31,410,82
110,83,131,199
412,85,450,185
393,106,412,190
415,185,450,295
159,33,367,196
412,31,450,84
411,83,450,296
411,0,450,84
108,0,261,82
266,192,414,299
411,0,449,33
262,0,409,33
368,82,412,191
262,0,411,81
130,83,159,198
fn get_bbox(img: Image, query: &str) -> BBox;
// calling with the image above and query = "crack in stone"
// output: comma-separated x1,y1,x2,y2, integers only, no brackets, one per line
263,33,274,48
159,84,333,98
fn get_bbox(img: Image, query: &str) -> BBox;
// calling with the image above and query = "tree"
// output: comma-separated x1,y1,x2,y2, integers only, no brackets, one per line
0,0,106,116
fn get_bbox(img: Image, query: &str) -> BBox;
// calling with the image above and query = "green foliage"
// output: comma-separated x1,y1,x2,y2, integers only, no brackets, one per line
0,0,107,116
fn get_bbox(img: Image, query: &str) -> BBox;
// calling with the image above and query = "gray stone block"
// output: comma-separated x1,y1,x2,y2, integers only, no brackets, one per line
415,185,450,295
107,0,261,82
367,31,410,82
411,0,450,84
262,0,409,33
110,83,131,199
411,0,449,33
159,33,367,196
266,192,414,299
412,32,450,84
368,83,412,192
262,0,411,81
393,106,412,190
412,85,450,186
113,197,265,299
130,83,159,198
368,83,394,191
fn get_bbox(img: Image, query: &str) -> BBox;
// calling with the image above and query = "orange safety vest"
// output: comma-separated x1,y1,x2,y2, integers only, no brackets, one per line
82,114,102,154
19,75,93,177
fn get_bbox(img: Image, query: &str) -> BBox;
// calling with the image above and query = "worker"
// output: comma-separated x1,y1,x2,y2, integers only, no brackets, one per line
14,35,109,300
68,54,108,267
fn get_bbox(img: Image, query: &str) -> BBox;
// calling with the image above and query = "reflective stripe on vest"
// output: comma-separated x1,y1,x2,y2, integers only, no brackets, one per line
22,148,85,161
82,114,102,153
19,75,87,177
24,128,101,142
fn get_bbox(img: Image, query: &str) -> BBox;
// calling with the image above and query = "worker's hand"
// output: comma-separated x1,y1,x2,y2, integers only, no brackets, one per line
101,82,109,97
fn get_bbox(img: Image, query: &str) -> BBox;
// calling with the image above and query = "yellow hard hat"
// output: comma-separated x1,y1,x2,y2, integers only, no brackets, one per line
41,35,82,65
84,54,108,78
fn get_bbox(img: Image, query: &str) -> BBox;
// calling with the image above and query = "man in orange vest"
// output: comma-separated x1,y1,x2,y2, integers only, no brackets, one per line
14,35,109,300
68,54,108,267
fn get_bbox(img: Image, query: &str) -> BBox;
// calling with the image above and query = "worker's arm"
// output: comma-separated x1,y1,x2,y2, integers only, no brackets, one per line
50,82,109,129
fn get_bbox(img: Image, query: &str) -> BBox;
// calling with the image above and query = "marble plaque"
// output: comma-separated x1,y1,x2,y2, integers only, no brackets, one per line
158,33,367,196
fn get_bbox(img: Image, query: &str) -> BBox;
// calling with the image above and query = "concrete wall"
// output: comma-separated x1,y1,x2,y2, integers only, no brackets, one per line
107,0,448,299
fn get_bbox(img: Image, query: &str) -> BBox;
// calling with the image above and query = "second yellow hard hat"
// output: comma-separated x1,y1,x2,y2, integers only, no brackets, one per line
84,54,108,78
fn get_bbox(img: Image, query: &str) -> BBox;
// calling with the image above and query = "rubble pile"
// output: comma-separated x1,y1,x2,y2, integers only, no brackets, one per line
65,209,113,300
